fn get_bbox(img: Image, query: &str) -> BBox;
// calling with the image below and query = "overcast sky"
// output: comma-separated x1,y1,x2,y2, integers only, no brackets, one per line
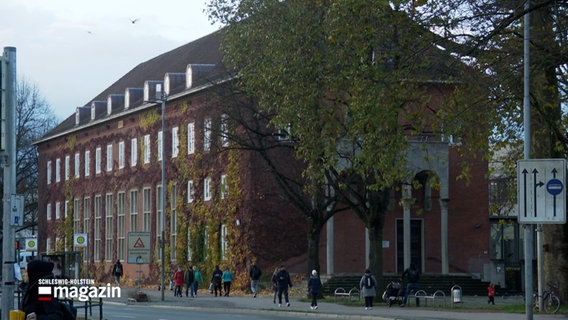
0,0,220,120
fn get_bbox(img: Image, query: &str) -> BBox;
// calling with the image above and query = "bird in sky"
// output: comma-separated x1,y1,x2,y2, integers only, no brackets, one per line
130,18,139,24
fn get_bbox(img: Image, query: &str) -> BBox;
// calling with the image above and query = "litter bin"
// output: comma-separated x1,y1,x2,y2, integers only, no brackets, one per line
451,285,462,305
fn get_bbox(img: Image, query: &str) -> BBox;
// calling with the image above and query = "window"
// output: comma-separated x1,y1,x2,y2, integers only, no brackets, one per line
143,187,151,231
64,155,70,181
157,131,163,161
47,160,52,185
220,174,227,199
221,224,228,260
74,153,80,178
73,198,81,233
84,197,90,262
221,114,229,147
143,135,151,164
94,195,102,261
106,144,113,172
55,158,61,182
95,147,101,174
105,193,113,261
64,201,69,218
118,141,125,169
170,184,177,260
187,180,194,203
131,138,138,167
85,150,90,177
46,203,51,221
130,189,138,232
172,126,179,158
156,184,163,244
187,122,195,154
203,118,211,151
204,177,212,201
55,201,61,219
117,192,126,260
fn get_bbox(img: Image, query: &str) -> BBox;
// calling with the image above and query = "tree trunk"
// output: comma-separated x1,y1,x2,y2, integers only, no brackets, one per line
307,220,322,275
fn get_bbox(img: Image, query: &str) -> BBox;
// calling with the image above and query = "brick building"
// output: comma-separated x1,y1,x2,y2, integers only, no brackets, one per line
35,30,490,283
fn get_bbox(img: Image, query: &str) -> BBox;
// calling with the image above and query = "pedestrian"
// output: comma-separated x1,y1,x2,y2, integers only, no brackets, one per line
22,260,76,320
192,266,204,297
359,269,377,310
249,261,262,298
221,266,234,296
211,265,223,297
307,269,322,310
488,282,495,305
401,263,420,307
112,260,123,286
173,265,184,297
275,265,293,307
271,267,279,304
184,265,194,297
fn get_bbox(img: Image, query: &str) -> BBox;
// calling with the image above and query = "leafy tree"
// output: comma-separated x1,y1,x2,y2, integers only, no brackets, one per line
206,0,484,284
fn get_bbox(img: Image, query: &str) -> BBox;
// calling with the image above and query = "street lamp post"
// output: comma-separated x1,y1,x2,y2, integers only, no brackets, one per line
159,90,166,302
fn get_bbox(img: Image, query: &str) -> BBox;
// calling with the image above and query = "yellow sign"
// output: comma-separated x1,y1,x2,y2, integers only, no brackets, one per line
25,238,37,251
74,233,88,247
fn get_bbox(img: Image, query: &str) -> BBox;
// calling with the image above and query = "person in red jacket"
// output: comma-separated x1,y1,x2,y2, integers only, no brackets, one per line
487,283,495,305
173,265,185,298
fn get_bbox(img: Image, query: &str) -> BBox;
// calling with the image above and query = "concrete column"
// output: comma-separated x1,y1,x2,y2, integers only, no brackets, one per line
402,183,413,269
326,216,334,275
440,198,450,274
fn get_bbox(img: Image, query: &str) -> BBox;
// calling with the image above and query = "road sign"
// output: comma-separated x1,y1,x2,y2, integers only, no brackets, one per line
517,159,567,224
25,238,37,251
10,194,23,226
74,233,88,247
128,232,151,264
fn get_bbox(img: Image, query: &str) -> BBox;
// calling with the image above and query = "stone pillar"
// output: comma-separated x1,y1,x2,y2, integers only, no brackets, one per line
402,183,413,269
326,216,334,275
440,198,450,274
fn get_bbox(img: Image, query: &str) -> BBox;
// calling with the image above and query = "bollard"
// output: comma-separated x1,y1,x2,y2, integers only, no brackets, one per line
9,310,25,320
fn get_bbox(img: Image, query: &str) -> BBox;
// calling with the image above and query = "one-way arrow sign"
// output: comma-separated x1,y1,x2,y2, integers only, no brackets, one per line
517,159,566,224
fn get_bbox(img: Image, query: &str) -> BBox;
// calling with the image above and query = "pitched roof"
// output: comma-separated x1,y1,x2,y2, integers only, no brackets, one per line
38,29,226,142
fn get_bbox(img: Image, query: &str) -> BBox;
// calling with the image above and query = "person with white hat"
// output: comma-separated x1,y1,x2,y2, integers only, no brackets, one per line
307,269,322,310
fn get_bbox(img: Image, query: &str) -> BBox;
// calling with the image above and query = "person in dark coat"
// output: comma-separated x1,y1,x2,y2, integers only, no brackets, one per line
22,260,65,319
210,265,223,297
401,263,420,307
112,260,123,286
307,269,322,310
275,265,293,307
184,265,195,297
249,262,262,298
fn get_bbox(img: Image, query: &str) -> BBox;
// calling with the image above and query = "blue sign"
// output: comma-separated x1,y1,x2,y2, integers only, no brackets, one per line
547,179,563,196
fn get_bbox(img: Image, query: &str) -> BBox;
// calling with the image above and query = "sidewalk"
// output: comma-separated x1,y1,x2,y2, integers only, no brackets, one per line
108,286,567,320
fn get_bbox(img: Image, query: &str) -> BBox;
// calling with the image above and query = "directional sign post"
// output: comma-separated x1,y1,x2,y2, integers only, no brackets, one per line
518,159,567,224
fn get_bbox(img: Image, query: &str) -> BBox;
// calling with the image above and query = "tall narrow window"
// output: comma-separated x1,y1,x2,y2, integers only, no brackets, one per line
117,192,126,260
172,126,179,158
85,150,91,177
46,203,51,221
131,138,138,167
143,187,151,231
95,147,101,174
187,122,195,154
55,201,61,219
203,118,211,151
143,135,151,164
220,174,227,199
157,131,163,162
74,153,80,178
65,155,70,181
220,114,229,147
94,195,102,261
84,197,91,262
156,184,163,248
47,160,52,185
105,193,114,261
118,141,125,169
170,184,177,260
204,177,212,201
73,198,81,233
55,158,61,182
187,180,194,203
106,144,113,172
130,189,139,232
221,224,228,260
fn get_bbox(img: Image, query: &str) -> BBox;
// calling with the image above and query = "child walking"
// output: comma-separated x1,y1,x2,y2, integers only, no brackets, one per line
487,283,495,305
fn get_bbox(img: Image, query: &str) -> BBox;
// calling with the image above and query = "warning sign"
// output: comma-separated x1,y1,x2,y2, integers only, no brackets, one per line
128,232,151,264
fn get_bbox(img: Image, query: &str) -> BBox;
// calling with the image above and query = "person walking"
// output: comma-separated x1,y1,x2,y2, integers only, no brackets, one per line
307,269,322,310
249,262,262,298
271,267,279,304
275,265,293,307
221,266,234,296
192,266,204,297
112,260,123,286
211,265,223,297
360,269,377,310
401,263,420,307
184,265,194,297
173,265,184,297
487,282,495,305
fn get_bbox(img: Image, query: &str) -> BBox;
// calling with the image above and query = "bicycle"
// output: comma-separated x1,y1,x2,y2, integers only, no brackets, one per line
534,283,561,314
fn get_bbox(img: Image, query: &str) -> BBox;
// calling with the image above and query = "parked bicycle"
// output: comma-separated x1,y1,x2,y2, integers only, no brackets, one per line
534,283,561,314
